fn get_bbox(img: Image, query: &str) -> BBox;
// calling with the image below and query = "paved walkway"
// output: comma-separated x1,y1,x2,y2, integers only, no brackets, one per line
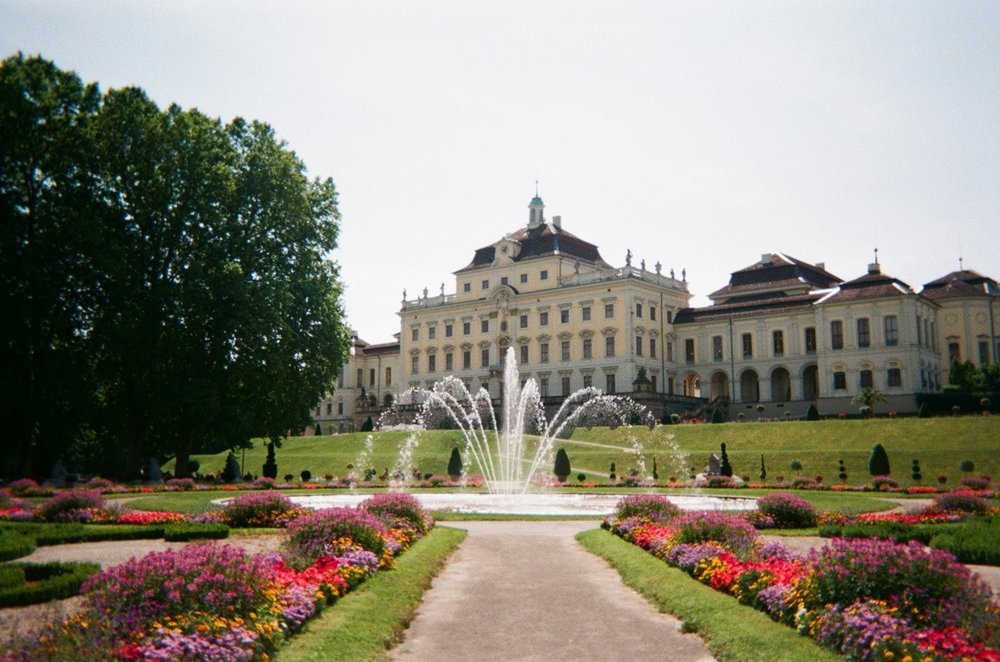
389,521,716,662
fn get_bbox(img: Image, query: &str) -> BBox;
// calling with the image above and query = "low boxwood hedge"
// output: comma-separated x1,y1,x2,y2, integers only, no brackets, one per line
0,522,165,545
0,561,100,607
163,522,229,541
929,517,1000,565
0,529,36,561
0,564,26,590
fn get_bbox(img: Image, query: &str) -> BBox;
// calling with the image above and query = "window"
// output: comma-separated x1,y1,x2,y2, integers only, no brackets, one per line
520,273,528,284
520,314,528,328
411,355,419,374
369,369,375,386
857,318,870,348
831,321,844,350
583,374,592,389
606,374,616,393
482,279,489,289
539,311,549,326
561,376,571,396
540,270,548,280
338,372,344,388
481,319,489,333
428,326,436,340
667,310,673,323
605,336,615,357
668,377,674,394
583,338,592,359
667,341,674,362
805,327,817,353
979,340,990,365
560,309,569,324
481,348,490,368
463,322,471,335
540,378,549,397
649,338,656,358
859,369,873,388
357,368,363,386
463,350,471,370
326,402,332,415
561,340,570,361
635,335,643,356
445,324,453,337
884,315,898,346
650,306,656,321
428,355,436,372
520,344,528,364
501,276,508,286
741,333,753,358
685,338,695,363
635,303,643,318
539,342,550,362
887,368,902,387
767,330,781,356
712,336,724,361
385,367,391,386
411,328,419,341
604,303,614,318
445,353,453,371
337,402,343,415
833,371,846,389
917,318,923,346
582,306,591,321
463,282,471,293
948,342,960,363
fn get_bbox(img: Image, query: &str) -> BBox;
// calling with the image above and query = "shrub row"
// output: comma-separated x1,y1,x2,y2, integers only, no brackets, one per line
0,562,100,608
162,522,230,542
0,529,36,561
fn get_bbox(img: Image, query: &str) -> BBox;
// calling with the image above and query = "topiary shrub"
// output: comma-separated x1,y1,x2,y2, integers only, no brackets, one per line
577,473,586,482
711,407,725,423
221,452,241,482
756,491,818,528
868,443,891,476
609,462,617,481
163,522,230,541
759,454,767,482
959,459,975,475
0,561,100,607
719,443,733,477
0,529,36,562
553,448,571,481
837,459,848,483
917,402,931,418
447,447,463,480
805,403,820,421
300,470,312,483
262,442,278,479
789,459,803,473
911,459,922,482
360,416,374,432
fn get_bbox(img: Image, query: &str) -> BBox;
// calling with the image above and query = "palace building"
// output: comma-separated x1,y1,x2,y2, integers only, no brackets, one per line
313,196,999,433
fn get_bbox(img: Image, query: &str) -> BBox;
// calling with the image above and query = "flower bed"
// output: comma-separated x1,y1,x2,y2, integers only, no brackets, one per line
604,495,1000,661
0,496,434,660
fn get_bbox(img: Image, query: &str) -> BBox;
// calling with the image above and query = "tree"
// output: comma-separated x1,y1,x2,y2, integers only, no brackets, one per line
805,404,820,421
447,447,463,479
0,54,104,477
868,443,890,477
553,448,571,482
710,407,725,423
719,443,733,477
759,454,766,482
949,360,984,392
852,387,885,416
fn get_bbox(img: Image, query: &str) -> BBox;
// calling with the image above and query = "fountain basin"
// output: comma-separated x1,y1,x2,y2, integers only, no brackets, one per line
287,492,757,517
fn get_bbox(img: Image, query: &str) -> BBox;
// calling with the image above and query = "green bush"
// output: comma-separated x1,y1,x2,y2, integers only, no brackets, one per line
447,447,463,478
0,529,36,561
0,561,99,607
818,522,940,544
553,448,572,480
0,564,26,590
868,443,891,476
163,522,230,541
806,403,820,421
930,518,1000,565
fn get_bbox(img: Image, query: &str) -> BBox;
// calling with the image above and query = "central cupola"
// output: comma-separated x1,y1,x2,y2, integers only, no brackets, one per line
527,194,545,228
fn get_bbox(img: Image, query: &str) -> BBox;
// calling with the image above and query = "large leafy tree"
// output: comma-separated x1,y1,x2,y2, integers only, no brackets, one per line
0,54,103,476
0,55,350,479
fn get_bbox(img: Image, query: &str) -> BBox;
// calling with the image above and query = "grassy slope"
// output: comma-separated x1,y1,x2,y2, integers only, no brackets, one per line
168,417,1000,489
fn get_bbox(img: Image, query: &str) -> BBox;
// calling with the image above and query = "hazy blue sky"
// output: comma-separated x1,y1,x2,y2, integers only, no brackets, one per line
3,1,998,342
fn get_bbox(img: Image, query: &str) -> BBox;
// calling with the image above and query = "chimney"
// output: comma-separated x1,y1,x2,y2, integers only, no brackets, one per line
815,262,825,270
868,262,881,274
761,253,772,264
552,215,561,229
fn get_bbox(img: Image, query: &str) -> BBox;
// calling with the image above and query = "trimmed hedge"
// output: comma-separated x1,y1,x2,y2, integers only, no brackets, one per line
0,529,36,561
818,522,944,544
0,564,26,590
929,518,1000,565
0,561,100,607
162,522,230,541
0,522,165,545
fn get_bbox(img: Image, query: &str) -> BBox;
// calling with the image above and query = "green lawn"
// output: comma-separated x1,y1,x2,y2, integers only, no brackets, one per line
164,417,1000,490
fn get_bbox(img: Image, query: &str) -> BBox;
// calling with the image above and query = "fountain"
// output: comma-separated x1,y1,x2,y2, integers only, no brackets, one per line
288,348,756,515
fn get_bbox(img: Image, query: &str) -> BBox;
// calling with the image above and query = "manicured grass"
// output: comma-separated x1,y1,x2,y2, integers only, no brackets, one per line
163,417,1000,491
275,526,466,661
577,528,841,662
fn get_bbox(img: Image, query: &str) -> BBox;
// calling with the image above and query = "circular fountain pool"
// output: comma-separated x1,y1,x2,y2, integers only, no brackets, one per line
287,492,757,517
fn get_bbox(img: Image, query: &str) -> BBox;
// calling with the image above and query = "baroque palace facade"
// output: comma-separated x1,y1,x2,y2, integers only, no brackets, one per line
314,196,999,433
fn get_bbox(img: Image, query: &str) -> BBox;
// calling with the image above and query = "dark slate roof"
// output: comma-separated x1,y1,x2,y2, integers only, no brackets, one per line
674,292,822,324
921,270,999,300
456,222,612,273
353,336,400,356
709,253,841,300
817,266,916,304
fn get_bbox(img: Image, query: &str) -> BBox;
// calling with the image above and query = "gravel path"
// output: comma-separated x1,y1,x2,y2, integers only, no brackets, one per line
389,521,716,662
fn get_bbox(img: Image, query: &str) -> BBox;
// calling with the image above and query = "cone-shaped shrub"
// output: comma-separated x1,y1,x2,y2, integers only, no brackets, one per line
553,448,571,481
868,443,891,476
447,447,463,479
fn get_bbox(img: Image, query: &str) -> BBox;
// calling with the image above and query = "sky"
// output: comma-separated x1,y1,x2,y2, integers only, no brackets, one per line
3,1,998,343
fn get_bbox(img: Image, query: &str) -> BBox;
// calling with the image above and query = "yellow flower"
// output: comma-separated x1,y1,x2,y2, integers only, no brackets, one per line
884,651,894,660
